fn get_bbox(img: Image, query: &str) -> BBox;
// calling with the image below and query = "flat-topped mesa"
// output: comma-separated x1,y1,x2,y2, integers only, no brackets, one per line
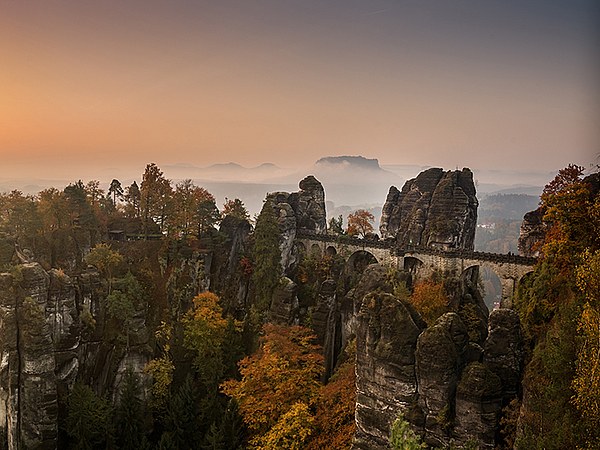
380,168,478,251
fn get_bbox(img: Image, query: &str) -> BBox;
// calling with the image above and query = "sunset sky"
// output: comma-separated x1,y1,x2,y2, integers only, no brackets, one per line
1,0,599,181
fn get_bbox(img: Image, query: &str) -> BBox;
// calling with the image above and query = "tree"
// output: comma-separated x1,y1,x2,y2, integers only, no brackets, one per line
197,199,221,239
305,360,357,450
140,163,172,238
251,200,281,310
86,243,122,294
106,272,141,348
159,376,202,450
64,180,95,228
250,402,315,450
221,324,324,437
222,198,250,221
169,179,215,237
183,292,235,390
38,188,69,230
65,380,114,450
347,209,375,238
328,214,344,235
390,412,426,450
116,368,148,450
144,322,175,416
409,276,449,326
108,179,124,206
124,181,141,218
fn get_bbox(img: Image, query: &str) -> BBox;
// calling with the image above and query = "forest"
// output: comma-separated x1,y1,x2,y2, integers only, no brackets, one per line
0,163,599,449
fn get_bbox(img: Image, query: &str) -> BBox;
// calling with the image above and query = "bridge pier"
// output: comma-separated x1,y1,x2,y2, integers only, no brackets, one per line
499,277,516,309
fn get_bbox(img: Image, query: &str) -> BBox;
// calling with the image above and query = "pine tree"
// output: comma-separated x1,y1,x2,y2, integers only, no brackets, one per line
116,368,148,450
251,200,281,311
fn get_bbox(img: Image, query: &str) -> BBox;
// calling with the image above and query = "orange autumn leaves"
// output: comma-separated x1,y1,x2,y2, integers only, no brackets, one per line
221,324,356,450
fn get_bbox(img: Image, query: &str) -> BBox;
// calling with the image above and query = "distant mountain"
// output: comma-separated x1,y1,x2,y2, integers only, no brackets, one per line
315,155,381,171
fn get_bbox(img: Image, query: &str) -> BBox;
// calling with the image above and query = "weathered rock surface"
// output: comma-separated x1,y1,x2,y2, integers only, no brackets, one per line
416,313,468,447
352,292,425,450
267,175,327,272
483,309,524,403
311,280,341,381
454,362,503,449
219,215,251,276
269,277,299,326
0,262,151,450
517,207,550,257
380,168,478,250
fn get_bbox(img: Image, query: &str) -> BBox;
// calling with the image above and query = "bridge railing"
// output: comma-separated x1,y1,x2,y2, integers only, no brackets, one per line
295,230,538,266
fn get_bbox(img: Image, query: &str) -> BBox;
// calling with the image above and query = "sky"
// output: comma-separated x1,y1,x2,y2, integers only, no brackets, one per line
1,0,599,181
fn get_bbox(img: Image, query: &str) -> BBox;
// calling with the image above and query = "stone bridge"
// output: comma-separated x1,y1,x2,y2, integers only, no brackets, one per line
295,231,538,308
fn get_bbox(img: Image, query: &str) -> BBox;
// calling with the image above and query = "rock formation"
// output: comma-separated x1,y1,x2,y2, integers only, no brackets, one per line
517,207,550,257
379,168,478,250
351,269,525,449
353,292,425,450
267,175,327,272
0,261,151,450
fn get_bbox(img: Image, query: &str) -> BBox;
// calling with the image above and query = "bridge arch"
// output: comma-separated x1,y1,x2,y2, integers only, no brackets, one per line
326,246,337,257
347,250,377,273
404,256,424,275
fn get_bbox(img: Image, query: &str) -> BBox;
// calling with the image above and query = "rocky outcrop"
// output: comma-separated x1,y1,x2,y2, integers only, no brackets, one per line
483,309,524,403
352,279,525,449
0,262,151,450
269,278,299,326
416,313,469,447
219,215,251,276
517,207,550,257
353,292,425,450
379,168,478,250
267,175,327,272
454,363,503,449
311,280,341,381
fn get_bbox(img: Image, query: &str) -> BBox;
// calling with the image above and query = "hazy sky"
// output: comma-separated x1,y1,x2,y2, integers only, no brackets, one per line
2,0,599,180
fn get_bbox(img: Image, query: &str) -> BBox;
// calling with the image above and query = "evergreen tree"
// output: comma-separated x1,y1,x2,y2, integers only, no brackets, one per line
160,375,202,450
108,179,124,205
64,380,114,450
251,200,281,311
116,368,148,450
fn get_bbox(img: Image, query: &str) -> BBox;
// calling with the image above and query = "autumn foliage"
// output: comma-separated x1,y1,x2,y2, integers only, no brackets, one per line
409,276,449,326
221,325,324,435
347,209,375,238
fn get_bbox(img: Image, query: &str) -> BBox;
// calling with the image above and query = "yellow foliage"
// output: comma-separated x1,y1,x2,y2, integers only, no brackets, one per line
409,277,449,326
250,402,315,450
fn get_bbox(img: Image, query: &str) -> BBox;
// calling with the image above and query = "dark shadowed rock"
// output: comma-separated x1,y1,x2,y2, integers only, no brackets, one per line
380,168,478,250
269,277,299,326
219,215,251,276
267,175,327,273
483,309,524,403
311,280,341,381
352,292,425,450
517,207,550,257
416,312,468,447
454,362,503,449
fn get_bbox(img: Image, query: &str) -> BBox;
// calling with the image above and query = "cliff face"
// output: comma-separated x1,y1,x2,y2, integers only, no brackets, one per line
380,168,478,250
0,261,151,450
350,266,523,450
